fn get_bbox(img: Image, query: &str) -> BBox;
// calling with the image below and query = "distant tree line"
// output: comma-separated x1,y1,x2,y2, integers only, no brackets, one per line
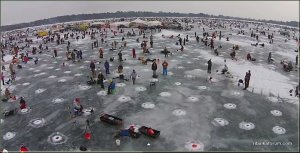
1,11,299,32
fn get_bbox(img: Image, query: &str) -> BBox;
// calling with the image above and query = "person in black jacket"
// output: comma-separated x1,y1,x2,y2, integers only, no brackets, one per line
90,61,96,77
207,59,212,74
97,72,105,89
152,61,158,77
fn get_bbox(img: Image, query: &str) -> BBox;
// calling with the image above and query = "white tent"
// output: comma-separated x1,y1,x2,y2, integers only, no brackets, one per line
147,21,162,27
91,22,106,26
131,18,147,24
110,22,130,27
129,18,147,28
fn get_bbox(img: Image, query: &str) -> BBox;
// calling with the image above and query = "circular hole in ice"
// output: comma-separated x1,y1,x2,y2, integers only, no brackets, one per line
118,96,131,102
175,82,181,86
141,102,155,109
78,85,91,90
270,110,282,116
29,118,46,128
116,83,126,87
97,91,107,96
177,66,184,69
212,118,229,127
159,92,171,97
47,132,68,145
224,103,237,109
35,89,46,94
185,141,204,151
79,66,85,69
3,132,16,140
272,126,286,135
135,86,146,92
172,109,186,116
55,68,61,71
52,98,64,103
187,96,199,102
239,122,255,130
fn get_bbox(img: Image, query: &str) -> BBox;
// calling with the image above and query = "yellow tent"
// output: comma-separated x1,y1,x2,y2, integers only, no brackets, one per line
37,31,48,37
77,23,89,31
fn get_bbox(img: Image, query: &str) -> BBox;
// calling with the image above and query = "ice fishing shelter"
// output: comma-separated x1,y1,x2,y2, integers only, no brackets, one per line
129,18,147,28
90,21,106,28
110,21,130,28
37,30,49,37
280,30,290,37
74,22,90,31
147,21,162,28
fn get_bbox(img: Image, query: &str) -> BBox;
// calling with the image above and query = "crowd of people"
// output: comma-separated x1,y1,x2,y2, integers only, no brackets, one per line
1,18,299,151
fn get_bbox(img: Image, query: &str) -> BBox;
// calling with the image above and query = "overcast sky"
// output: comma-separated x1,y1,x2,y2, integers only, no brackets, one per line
1,1,299,26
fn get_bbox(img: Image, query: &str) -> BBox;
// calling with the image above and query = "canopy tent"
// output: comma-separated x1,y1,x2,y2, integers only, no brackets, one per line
147,21,162,27
110,22,130,28
129,18,147,28
90,21,106,28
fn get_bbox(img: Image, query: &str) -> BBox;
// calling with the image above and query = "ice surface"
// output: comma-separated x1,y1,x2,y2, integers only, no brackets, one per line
0,19,298,151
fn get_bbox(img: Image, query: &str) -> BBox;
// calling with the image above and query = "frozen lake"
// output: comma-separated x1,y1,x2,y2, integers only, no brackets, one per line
0,21,299,151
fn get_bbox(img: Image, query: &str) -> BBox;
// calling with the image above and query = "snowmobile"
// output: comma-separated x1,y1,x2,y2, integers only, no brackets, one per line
100,113,123,125
138,126,160,138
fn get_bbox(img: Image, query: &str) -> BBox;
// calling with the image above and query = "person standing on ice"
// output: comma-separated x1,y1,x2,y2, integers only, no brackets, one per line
79,50,83,59
1,72,4,85
152,60,158,77
207,59,212,74
54,49,57,57
90,61,96,77
104,60,110,75
34,57,38,64
130,69,137,85
162,60,168,76
268,52,272,63
19,97,27,109
118,52,123,61
99,48,104,59
244,70,251,90
132,48,136,58
296,55,298,65
247,53,252,61
97,72,105,89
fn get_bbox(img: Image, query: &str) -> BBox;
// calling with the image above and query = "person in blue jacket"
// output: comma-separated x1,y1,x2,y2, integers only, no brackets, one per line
104,60,110,75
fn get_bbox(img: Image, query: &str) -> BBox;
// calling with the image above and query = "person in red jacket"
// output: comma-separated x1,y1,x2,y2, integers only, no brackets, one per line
20,144,29,152
162,60,168,76
132,48,136,58
20,97,27,109
24,56,29,64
